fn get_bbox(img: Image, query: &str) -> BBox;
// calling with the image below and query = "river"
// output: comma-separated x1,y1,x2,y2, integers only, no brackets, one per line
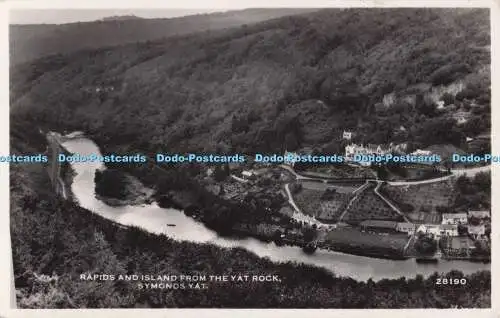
61,136,490,282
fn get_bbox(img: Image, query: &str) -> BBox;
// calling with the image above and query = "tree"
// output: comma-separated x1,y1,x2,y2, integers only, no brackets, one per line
469,216,481,226
414,234,437,256
302,227,318,242
457,224,468,236
94,169,128,199
213,164,229,182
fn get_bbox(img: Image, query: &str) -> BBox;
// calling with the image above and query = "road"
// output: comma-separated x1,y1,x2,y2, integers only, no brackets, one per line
280,163,490,225
373,182,411,223
284,183,325,226
280,163,491,186
387,165,491,186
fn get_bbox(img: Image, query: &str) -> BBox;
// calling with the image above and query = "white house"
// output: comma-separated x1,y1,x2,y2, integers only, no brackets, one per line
345,144,367,160
442,213,468,225
366,144,389,156
417,224,441,238
206,168,214,177
453,111,470,125
342,130,353,140
344,143,390,167
468,224,486,239
396,222,416,235
468,210,490,220
241,170,255,178
411,149,432,156
389,142,408,154
456,117,468,125
283,151,298,167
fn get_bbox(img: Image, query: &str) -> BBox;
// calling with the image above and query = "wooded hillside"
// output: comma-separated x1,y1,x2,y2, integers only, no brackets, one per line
11,8,490,156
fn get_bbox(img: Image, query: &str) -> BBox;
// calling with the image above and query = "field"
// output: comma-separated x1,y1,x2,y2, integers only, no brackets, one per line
406,211,442,224
321,227,410,254
440,236,476,257
341,184,404,224
299,166,376,179
300,180,361,193
294,188,352,221
380,180,455,223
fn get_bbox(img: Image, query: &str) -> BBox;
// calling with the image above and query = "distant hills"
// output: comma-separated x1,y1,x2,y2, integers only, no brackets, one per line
100,15,144,21
9,8,319,65
10,8,490,156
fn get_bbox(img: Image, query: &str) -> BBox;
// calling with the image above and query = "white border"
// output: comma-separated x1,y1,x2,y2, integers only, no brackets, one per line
1,1,499,317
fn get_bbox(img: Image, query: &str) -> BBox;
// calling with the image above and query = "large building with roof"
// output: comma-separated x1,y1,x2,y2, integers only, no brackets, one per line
359,220,398,233
468,210,490,219
442,213,468,225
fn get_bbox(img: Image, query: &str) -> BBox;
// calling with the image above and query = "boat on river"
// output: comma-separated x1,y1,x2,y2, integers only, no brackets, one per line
416,257,439,264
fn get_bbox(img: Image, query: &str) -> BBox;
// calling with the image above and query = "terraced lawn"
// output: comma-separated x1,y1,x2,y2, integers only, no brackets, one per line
294,188,352,221
322,227,410,253
341,184,404,224
380,180,455,223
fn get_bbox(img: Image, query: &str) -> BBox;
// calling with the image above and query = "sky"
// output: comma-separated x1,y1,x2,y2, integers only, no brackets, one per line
9,9,226,24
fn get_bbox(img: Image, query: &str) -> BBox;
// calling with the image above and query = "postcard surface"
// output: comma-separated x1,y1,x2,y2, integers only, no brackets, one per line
4,3,495,311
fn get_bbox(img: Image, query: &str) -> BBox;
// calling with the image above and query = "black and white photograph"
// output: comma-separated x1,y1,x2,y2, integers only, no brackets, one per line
7,4,493,309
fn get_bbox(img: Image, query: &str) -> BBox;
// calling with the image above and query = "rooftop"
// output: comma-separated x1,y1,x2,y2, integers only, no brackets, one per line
442,213,467,219
360,220,398,229
440,224,458,230
468,210,490,218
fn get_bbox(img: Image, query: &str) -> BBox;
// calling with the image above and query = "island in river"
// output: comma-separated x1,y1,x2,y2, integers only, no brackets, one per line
94,168,154,206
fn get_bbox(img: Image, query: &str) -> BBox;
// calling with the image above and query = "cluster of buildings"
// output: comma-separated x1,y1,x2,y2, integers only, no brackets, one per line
83,85,116,93
358,210,490,241
344,142,431,166
341,129,440,167
359,220,416,235
416,210,490,240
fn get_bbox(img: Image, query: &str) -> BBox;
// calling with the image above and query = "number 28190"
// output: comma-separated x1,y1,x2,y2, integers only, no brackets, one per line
436,278,467,285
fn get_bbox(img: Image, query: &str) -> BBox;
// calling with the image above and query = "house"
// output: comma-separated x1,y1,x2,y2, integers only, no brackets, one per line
442,236,476,256
436,100,445,109
283,150,298,167
468,210,490,220
417,224,441,238
451,111,470,125
360,220,398,233
468,225,486,239
228,162,241,171
456,117,468,125
345,144,371,167
396,222,416,235
366,144,389,156
442,213,468,225
344,143,390,166
389,142,408,154
241,170,255,179
342,130,353,140
411,149,432,156
206,168,214,177
440,224,459,237
476,133,491,141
